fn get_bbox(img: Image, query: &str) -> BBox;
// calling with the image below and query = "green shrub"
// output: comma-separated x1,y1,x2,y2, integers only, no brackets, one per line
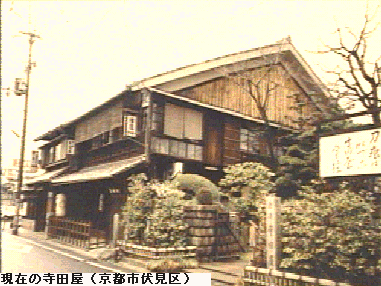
195,188,214,205
219,162,275,214
122,174,194,247
219,162,275,255
281,182,381,282
144,182,191,247
172,173,222,203
122,174,155,244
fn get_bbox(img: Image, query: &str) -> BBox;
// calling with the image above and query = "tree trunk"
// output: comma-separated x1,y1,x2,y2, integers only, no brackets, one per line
372,112,381,127
371,87,380,127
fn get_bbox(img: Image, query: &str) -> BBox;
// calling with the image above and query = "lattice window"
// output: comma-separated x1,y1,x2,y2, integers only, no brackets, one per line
240,128,262,154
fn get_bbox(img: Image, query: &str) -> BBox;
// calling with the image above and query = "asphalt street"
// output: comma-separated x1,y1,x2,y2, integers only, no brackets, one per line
0,226,235,285
1,231,113,273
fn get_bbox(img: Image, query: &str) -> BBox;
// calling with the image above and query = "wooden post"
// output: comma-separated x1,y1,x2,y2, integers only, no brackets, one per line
142,88,152,165
111,213,120,248
55,193,66,217
87,221,91,250
45,192,55,239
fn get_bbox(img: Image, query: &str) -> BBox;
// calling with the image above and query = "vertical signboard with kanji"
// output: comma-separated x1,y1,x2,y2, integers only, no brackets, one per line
266,195,281,269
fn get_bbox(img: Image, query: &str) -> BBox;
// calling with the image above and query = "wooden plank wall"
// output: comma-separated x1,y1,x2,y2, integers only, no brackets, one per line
179,64,318,129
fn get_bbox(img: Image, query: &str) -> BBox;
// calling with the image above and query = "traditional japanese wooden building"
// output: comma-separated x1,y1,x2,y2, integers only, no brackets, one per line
27,37,331,235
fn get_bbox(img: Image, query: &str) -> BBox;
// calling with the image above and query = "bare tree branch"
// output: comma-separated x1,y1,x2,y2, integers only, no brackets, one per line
317,7,381,126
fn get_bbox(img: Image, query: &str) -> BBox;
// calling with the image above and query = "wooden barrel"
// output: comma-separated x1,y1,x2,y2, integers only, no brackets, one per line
184,205,240,261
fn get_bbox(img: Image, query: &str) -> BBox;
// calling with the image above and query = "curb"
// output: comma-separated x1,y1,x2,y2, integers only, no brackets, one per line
199,266,241,278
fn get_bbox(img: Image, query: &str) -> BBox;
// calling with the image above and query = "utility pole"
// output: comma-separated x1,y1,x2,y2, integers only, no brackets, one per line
12,31,40,235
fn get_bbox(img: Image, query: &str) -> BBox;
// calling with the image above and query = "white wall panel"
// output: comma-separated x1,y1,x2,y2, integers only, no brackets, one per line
184,108,203,140
164,103,185,138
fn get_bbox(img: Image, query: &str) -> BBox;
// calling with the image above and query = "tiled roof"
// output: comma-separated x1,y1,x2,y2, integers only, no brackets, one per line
25,167,69,185
35,37,329,140
51,155,146,184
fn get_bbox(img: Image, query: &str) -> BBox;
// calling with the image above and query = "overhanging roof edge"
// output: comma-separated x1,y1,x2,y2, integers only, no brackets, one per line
25,167,69,185
131,38,292,91
35,90,130,141
50,155,146,185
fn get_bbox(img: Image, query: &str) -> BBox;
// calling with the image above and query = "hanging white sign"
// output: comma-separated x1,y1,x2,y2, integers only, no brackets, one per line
319,128,381,177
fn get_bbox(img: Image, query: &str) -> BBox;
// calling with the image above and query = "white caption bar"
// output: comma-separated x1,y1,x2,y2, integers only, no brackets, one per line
0,273,211,286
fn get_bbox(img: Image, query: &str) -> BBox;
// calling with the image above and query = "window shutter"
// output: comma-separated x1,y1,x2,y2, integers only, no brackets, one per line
164,103,203,140
164,104,184,138
55,145,61,161
184,109,203,140
58,142,64,160
49,147,54,163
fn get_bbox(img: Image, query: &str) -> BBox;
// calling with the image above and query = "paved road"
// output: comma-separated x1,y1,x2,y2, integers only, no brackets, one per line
1,229,233,285
1,231,113,273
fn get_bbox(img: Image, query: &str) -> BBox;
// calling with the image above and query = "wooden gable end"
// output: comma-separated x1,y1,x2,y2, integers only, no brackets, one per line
176,64,319,129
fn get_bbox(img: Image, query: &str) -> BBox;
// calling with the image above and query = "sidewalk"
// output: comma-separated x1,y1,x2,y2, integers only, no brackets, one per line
4,223,248,285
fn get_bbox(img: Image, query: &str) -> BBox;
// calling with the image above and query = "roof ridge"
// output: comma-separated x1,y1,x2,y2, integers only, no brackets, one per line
131,37,292,88
36,37,330,140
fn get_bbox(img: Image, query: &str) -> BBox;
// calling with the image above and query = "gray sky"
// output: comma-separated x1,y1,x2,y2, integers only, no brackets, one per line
2,0,380,167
